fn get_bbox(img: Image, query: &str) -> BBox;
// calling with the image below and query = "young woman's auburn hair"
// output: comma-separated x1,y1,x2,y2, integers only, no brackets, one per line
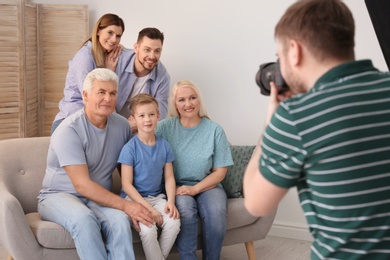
83,13,125,68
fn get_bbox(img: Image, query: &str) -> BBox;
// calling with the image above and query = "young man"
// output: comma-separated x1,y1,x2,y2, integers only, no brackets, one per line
118,93,180,260
243,0,390,259
116,27,170,126
38,68,154,260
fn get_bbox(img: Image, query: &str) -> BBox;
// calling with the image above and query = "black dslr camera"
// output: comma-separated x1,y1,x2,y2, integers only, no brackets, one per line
255,60,289,96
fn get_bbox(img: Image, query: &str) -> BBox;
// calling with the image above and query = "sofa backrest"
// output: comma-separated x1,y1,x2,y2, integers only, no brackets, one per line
0,137,50,214
0,136,256,214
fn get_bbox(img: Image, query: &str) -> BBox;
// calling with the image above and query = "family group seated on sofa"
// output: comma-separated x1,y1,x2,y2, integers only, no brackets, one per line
0,13,274,259
39,67,237,259
39,12,245,259
4,0,386,259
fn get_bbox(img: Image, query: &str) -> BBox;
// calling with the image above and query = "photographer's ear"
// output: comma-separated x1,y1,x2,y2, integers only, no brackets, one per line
288,39,303,67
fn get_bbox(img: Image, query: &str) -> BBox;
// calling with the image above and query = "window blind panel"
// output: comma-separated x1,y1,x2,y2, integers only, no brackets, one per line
37,4,88,136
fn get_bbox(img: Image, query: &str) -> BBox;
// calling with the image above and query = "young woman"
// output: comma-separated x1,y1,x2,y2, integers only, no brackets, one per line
51,13,124,133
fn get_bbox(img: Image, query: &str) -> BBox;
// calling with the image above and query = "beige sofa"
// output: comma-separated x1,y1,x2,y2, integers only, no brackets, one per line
0,137,276,260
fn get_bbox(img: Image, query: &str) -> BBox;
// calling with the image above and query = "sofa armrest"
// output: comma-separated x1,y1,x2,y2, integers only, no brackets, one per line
0,182,43,260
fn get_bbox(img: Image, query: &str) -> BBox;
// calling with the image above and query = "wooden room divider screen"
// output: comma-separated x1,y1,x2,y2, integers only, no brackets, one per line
0,0,88,140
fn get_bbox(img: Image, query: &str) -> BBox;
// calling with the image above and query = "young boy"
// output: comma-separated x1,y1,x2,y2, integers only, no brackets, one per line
118,93,180,260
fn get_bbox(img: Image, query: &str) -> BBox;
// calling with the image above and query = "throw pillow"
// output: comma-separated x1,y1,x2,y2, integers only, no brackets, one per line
222,145,256,198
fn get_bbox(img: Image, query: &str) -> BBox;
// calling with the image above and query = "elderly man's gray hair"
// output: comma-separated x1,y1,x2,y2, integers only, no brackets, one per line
83,68,119,94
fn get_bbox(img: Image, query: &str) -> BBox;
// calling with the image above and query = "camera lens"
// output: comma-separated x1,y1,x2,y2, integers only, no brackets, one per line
255,60,289,96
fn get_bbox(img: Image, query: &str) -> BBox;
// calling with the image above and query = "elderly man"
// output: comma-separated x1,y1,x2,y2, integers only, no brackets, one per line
244,0,390,259
38,68,154,260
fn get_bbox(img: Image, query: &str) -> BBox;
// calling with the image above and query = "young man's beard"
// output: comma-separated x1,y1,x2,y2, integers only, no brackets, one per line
138,57,156,72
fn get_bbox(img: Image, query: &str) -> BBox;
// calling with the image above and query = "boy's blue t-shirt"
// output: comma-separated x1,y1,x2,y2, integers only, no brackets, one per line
118,135,174,197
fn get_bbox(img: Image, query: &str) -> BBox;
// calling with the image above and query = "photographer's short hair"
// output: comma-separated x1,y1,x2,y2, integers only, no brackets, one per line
168,80,210,119
83,68,118,97
130,93,159,116
275,0,355,61
137,27,164,45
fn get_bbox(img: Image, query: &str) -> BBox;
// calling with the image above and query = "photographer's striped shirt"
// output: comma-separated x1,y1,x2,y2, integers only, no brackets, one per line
260,60,390,259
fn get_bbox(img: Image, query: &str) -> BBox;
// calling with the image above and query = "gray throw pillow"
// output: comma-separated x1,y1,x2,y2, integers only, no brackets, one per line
221,145,256,198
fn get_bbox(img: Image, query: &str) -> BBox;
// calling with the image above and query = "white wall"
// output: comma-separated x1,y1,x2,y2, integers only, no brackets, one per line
32,0,388,241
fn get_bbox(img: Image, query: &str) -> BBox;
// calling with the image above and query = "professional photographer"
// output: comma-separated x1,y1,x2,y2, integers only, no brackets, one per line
244,0,390,259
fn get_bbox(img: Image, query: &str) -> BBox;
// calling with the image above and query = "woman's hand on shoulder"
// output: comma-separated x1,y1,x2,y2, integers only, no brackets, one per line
105,44,123,71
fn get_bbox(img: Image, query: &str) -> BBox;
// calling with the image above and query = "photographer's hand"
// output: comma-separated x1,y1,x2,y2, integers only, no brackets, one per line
265,82,293,126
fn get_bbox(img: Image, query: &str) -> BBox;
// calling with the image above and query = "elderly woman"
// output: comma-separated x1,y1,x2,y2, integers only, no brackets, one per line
155,80,233,259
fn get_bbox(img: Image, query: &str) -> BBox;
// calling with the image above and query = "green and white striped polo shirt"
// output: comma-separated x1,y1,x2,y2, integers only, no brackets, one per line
260,60,390,259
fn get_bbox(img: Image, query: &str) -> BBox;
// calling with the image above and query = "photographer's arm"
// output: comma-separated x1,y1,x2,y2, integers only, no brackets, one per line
243,141,288,216
243,82,291,216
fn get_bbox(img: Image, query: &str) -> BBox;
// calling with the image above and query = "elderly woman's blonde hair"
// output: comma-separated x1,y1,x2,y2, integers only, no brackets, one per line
168,80,210,119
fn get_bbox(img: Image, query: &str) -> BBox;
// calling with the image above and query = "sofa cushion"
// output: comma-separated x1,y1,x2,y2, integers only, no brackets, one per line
222,145,256,198
27,198,259,249
226,198,259,230
27,213,75,249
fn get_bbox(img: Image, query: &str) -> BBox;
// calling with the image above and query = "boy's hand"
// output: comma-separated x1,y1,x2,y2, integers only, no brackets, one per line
165,201,180,219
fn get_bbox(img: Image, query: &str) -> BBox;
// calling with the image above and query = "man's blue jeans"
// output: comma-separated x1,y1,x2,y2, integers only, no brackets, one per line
38,192,135,260
175,186,227,260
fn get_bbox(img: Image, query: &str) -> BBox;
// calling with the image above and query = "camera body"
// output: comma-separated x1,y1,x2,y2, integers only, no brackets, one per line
255,60,289,96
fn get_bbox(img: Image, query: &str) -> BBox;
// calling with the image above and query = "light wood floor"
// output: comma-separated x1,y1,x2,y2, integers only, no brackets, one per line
0,235,312,260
